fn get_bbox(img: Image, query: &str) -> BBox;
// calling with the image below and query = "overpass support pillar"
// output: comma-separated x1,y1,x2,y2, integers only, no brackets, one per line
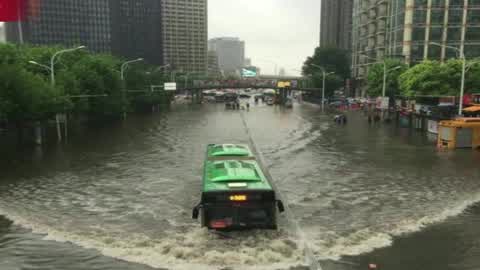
278,88,289,105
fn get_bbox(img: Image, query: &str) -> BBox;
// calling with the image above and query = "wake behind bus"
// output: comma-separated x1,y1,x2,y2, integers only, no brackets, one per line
192,144,285,230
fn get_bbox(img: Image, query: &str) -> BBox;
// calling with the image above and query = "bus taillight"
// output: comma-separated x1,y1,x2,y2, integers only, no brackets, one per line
229,195,247,201
210,220,229,229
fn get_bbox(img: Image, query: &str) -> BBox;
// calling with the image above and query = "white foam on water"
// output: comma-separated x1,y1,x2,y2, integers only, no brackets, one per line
309,193,480,261
310,229,393,261
0,206,307,270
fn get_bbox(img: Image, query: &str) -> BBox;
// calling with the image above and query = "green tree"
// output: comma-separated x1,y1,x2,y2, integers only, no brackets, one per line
366,59,407,97
70,55,124,117
399,60,458,97
309,73,343,98
302,47,350,79
302,47,350,96
0,63,66,123
465,60,480,93
0,43,172,124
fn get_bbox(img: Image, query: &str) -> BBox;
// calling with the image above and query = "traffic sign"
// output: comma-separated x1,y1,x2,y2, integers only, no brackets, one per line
164,82,177,91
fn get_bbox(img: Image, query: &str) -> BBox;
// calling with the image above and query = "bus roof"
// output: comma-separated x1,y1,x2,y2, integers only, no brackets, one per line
207,144,253,158
203,160,273,192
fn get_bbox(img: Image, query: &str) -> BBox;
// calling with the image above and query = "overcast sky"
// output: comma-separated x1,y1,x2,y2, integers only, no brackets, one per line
208,0,320,76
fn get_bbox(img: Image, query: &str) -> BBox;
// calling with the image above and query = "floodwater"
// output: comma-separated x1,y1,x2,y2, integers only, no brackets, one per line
0,100,479,270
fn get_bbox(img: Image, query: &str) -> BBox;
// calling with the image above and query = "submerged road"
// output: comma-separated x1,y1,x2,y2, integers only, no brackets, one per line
0,100,479,270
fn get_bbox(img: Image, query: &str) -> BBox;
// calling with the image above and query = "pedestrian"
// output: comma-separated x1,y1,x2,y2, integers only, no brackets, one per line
246,102,250,111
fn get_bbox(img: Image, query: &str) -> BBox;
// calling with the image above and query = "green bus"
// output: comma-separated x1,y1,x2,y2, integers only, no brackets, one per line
192,144,285,230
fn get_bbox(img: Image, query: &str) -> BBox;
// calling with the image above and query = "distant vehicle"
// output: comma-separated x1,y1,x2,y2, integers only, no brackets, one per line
203,90,217,97
204,96,216,103
239,93,251,99
266,98,274,106
192,144,285,230
225,92,238,102
215,92,225,102
263,89,276,96
329,100,344,107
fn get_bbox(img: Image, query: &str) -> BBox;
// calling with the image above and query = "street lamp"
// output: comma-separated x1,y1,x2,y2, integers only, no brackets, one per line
311,64,335,111
29,45,86,86
359,54,401,97
50,46,86,86
153,63,170,73
119,58,144,120
382,65,402,97
171,70,181,82
28,60,51,72
430,42,466,115
120,58,144,81
28,45,86,142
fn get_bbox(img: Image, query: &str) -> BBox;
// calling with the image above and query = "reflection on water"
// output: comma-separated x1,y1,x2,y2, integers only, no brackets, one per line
0,102,479,270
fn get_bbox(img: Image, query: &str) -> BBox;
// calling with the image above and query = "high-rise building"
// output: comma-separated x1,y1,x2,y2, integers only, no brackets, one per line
320,0,353,50
161,0,208,73
352,0,480,81
5,0,163,64
110,0,162,64
207,50,220,76
208,37,245,75
6,0,112,52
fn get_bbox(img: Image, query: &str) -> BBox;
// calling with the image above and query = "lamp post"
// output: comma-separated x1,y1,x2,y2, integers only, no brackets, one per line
28,61,51,73
359,54,401,97
430,42,466,115
120,58,144,81
171,70,179,82
30,45,86,86
153,63,170,73
29,45,86,142
311,64,335,111
50,46,86,86
120,58,143,120
382,65,402,97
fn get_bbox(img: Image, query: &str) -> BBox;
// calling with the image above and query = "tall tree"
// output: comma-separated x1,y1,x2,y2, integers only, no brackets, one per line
302,47,350,79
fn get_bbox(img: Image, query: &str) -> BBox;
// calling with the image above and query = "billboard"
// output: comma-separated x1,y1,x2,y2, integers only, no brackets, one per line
164,82,177,91
277,81,291,88
242,67,257,78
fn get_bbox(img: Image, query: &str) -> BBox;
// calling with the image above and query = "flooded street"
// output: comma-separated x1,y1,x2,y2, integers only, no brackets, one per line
1,101,480,270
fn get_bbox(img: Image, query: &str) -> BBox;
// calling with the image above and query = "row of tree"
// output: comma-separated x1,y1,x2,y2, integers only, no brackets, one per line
0,43,185,127
302,46,480,99
367,59,480,98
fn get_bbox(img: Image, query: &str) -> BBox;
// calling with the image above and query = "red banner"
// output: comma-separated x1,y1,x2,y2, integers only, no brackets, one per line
0,0,24,22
